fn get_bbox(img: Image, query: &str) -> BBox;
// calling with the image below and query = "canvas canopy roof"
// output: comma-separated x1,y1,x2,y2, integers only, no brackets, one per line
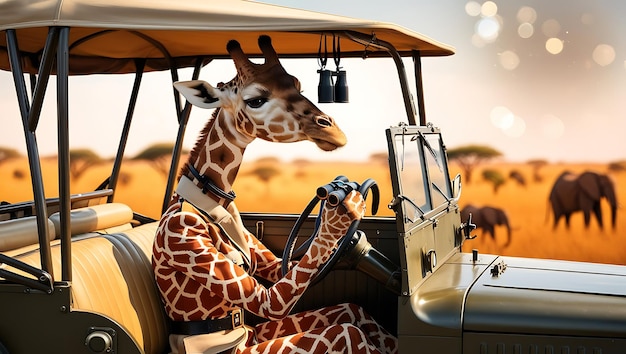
0,0,453,74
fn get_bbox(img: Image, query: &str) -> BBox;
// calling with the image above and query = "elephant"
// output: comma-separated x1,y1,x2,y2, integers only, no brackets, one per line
548,171,617,230
460,204,511,246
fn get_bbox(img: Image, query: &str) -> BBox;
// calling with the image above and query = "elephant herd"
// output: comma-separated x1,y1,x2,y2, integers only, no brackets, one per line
460,171,618,247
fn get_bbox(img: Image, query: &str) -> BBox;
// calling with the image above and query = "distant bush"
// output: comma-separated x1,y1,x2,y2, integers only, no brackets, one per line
0,147,20,164
608,160,626,173
482,168,506,193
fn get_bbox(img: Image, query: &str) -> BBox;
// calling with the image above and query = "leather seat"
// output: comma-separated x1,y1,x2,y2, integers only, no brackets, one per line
2,205,169,354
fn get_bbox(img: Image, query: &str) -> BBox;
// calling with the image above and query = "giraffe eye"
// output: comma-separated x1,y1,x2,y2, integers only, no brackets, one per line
245,97,268,109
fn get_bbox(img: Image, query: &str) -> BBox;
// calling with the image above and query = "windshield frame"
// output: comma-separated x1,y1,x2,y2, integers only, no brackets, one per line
386,124,454,234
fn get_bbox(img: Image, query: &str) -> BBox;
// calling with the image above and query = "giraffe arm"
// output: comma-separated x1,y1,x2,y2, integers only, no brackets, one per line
248,235,283,283
227,202,285,282
159,210,338,321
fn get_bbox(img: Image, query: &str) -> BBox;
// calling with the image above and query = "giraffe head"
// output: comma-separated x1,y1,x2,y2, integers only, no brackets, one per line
174,35,347,151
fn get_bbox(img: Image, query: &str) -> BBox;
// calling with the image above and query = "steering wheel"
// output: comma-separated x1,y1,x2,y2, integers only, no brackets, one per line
281,176,380,283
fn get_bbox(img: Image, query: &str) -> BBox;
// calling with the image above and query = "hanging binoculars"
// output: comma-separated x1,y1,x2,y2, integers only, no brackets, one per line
317,34,348,103
317,69,349,103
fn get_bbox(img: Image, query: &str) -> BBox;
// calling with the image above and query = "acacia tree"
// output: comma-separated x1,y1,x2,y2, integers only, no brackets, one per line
132,143,188,177
69,148,102,180
247,165,281,194
447,145,502,184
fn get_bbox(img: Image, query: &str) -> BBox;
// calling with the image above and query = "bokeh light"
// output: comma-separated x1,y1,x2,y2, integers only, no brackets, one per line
517,6,537,24
518,23,534,39
504,116,526,138
476,16,500,42
592,44,616,66
545,38,564,55
490,106,514,130
471,33,486,48
481,1,498,17
541,19,561,37
581,13,595,25
499,50,520,70
490,106,525,137
540,114,565,139
465,1,481,17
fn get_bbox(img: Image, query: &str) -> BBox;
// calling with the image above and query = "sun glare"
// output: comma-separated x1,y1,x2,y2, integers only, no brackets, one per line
476,17,500,42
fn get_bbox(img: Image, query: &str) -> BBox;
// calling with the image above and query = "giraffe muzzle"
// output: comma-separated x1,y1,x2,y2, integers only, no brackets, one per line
309,115,347,151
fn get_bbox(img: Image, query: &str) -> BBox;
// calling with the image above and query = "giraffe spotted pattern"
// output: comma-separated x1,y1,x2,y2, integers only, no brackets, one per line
153,191,396,353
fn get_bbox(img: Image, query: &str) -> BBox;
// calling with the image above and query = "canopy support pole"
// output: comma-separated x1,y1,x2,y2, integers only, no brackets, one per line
162,57,207,214
412,50,427,126
6,28,55,277
108,59,146,203
56,27,72,281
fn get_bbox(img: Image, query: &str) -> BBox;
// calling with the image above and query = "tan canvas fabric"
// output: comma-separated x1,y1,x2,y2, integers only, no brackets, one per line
0,0,453,74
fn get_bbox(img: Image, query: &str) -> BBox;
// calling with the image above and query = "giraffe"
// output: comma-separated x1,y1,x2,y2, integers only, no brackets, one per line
152,36,397,354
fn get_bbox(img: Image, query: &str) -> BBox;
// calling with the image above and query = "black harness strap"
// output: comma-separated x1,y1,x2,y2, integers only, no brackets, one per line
187,163,236,203
171,309,244,335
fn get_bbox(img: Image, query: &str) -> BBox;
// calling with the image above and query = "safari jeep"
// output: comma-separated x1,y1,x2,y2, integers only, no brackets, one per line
0,1,625,353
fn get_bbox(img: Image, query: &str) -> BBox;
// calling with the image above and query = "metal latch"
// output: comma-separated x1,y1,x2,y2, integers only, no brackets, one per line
490,260,507,277
460,213,477,241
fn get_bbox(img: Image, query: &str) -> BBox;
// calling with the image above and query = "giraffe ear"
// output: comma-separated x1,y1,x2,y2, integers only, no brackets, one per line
173,80,222,109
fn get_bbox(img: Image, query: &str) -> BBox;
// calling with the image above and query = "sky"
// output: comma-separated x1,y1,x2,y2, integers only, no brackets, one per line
1,0,625,163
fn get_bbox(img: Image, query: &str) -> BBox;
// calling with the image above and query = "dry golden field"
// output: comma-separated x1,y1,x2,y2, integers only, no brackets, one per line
1,157,624,265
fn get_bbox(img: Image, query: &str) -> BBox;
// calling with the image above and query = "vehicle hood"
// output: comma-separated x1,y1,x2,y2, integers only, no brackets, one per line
464,256,626,338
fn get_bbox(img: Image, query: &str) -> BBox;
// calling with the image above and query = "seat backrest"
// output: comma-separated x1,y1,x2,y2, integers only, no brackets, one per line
0,203,133,253
48,202,134,237
7,222,169,354
0,216,55,252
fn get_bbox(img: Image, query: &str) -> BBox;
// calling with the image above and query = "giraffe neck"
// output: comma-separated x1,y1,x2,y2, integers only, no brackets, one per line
183,108,254,204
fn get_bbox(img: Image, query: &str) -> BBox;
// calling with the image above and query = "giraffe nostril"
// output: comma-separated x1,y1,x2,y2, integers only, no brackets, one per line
315,116,333,128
